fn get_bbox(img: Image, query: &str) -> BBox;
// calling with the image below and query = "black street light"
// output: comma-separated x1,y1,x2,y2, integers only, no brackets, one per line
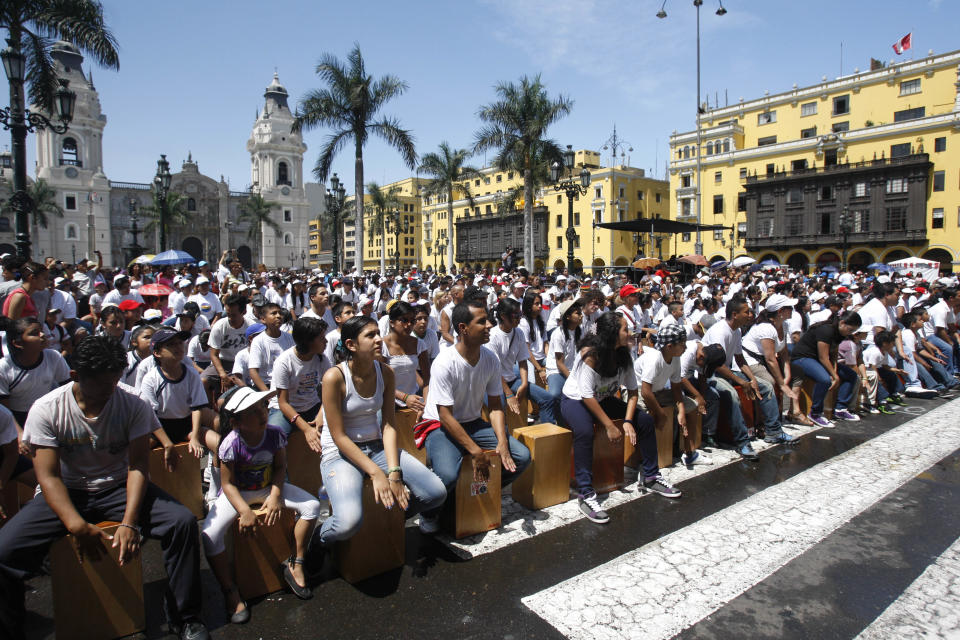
324,172,347,275
551,144,590,275
125,197,143,264
838,205,852,272
0,40,76,259
387,208,411,274
434,237,447,274
153,154,172,251
300,249,306,270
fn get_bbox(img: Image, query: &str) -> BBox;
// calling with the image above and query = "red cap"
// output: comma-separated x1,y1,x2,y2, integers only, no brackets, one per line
836,286,849,294
619,284,641,298
118,299,144,311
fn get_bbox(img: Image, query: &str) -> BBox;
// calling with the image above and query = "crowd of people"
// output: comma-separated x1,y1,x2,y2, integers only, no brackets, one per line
0,247,957,639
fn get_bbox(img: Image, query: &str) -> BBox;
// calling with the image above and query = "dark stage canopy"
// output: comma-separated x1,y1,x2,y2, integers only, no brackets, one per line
596,218,732,234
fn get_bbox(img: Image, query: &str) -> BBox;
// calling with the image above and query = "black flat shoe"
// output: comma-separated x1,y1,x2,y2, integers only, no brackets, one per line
230,603,250,625
283,557,313,600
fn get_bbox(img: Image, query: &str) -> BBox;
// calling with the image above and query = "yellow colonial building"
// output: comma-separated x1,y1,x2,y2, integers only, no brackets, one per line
669,48,960,271
420,150,669,274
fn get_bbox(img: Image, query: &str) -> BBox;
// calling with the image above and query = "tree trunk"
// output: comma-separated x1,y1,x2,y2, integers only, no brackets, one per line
523,166,533,271
380,212,386,274
354,141,364,274
446,187,454,271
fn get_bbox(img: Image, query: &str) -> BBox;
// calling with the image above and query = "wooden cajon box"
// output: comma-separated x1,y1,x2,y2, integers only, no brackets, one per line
447,450,501,539
149,443,203,519
286,429,324,498
572,419,624,494
232,507,295,600
51,521,145,640
798,378,838,419
512,424,572,509
682,409,703,452
482,402,528,435
394,408,427,466
337,477,406,583
654,406,675,469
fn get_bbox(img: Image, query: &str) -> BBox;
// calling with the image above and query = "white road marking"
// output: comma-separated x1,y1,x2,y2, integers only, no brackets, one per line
521,399,960,640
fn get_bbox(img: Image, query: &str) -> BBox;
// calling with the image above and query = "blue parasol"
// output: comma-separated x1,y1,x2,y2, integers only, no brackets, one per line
150,250,198,266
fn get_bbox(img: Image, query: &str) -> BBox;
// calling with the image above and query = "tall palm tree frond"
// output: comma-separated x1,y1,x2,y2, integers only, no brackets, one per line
417,142,482,268
237,193,281,242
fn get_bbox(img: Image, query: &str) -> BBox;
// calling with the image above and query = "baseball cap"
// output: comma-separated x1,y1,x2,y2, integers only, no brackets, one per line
179,301,200,318
113,274,128,285
702,343,726,378
118,299,144,311
619,284,641,298
195,276,210,285
222,387,278,414
556,275,567,282
150,327,190,349
143,309,163,322
245,323,266,339
764,294,798,312
178,279,192,289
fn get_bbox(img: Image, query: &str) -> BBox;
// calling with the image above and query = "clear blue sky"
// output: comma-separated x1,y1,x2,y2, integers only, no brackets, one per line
23,0,959,194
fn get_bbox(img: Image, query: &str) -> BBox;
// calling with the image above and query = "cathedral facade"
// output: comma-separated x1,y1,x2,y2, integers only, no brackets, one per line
2,41,316,269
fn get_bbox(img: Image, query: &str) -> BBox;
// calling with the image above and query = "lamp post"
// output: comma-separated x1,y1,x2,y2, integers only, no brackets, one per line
728,228,735,261
551,144,591,275
300,249,306,270
153,154,172,251
435,237,447,273
838,205,852,272
126,197,143,264
324,173,347,275
0,41,77,260
658,0,726,256
387,208,411,274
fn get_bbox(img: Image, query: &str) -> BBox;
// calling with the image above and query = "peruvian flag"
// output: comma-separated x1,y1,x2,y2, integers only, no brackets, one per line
892,33,912,55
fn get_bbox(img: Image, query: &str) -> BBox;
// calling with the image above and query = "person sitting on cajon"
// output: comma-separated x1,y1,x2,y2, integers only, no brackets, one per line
0,336,209,640
0,404,34,522
417,298,531,531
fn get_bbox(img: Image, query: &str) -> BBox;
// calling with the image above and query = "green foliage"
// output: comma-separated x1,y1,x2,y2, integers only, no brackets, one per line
237,192,282,243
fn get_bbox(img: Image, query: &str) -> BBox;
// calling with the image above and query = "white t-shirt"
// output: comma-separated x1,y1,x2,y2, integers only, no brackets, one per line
269,348,330,412
545,327,578,376
381,338,427,403
518,317,546,361
423,346,501,424
167,290,188,315
703,319,742,370
23,382,157,492
741,323,785,367
186,335,209,365
562,352,638,401
139,361,208,419
0,403,18,445
101,289,144,308
902,328,917,356
487,326,530,382
188,291,223,321
208,317,250,363
300,306,336,331
862,344,894,369
323,328,340,365
133,354,194,388
414,328,440,361
925,299,954,336
859,298,894,345
616,304,643,335
232,349,253,387
248,331,296,387
638,349,681,393
0,349,71,413
679,339,702,379
439,302,456,347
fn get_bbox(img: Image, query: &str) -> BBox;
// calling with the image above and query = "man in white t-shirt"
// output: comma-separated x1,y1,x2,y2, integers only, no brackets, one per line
0,336,208,639
168,278,192,316
421,298,531,519
207,294,250,392
300,283,336,329
248,304,295,390
101,275,145,308
187,276,223,324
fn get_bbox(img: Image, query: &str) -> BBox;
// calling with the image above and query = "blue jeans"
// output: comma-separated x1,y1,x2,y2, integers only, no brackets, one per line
735,371,783,436
927,335,956,376
268,402,321,436
424,418,531,493
506,376,557,426
546,373,567,425
792,358,856,413
707,376,751,447
914,359,944,391
316,440,447,546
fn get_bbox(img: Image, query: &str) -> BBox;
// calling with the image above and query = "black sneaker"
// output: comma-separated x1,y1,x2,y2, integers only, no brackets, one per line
175,621,210,640
578,493,610,523
643,475,682,498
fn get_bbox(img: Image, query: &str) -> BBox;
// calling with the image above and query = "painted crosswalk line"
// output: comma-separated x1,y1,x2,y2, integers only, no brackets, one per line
856,535,960,639
521,399,960,640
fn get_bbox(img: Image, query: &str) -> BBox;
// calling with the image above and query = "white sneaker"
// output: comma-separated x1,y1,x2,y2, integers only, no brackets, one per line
681,450,713,466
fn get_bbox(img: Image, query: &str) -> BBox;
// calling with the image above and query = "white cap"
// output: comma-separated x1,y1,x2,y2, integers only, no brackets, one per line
178,279,192,288
556,275,567,281
238,284,249,292
764,293,798,312
143,309,163,321
223,387,278,414
810,291,827,302
113,273,127,284
195,276,210,285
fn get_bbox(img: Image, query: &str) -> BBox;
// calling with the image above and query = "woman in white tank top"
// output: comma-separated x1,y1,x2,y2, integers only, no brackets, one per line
315,316,446,546
379,300,430,416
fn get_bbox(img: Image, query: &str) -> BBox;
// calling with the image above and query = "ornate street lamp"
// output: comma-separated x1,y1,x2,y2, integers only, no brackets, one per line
1,41,76,259
126,197,143,263
153,154,172,251
435,237,447,274
658,0,727,256
301,249,306,270
838,205,852,272
551,144,590,275
387,208,411,274
324,172,347,275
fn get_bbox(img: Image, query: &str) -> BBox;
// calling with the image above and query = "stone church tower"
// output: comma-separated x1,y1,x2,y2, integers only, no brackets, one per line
33,41,112,263
246,74,311,269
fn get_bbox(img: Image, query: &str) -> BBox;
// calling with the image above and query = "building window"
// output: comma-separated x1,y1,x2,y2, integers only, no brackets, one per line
655,193,662,203
886,207,907,231
894,107,925,122
618,186,625,198
714,171,722,184
556,236,562,249
890,143,912,158
832,95,850,116
485,204,491,215
723,140,730,153
819,185,834,201
791,159,808,172
484,177,491,184
682,232,691,242
787,187,803,204
277,162,289,186
474,180,480,187
801,101,817,117
759,192,774,207
574,235,580,249
637,191,645,200
187,197,196,212
758,218,774,237
739,168,747,179
933,171,945,191
594,187,602,199
935,137,946,152
800,126,817,139
758,135,777,147
681,175,691,188
0,216,8,231
65,223,78,240
64,194,77,210
737,192,746,212
900,78,921,95
61,137,80,166
713,195,724,214
283,232,293,245
574,212,580,225
507,172,513,179
933,207,945,229
713,229,723,240
785,215,802,236
758,111,777,125
496,174,502,182
820,212,833,234
556,214,562,227
594,210,602,224
832,122,849,133
853,210,869,233
680,199,692,217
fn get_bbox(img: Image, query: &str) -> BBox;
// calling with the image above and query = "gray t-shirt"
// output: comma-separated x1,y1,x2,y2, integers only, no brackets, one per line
23,381,156,492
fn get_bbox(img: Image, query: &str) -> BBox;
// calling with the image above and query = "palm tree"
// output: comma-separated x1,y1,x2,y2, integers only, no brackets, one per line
1,178,62,228
0,1,119,115
141,190,192,251
417,142,481,270
237,193,282,263
474,74,572,271
364,181,401,274
293,43,417,274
